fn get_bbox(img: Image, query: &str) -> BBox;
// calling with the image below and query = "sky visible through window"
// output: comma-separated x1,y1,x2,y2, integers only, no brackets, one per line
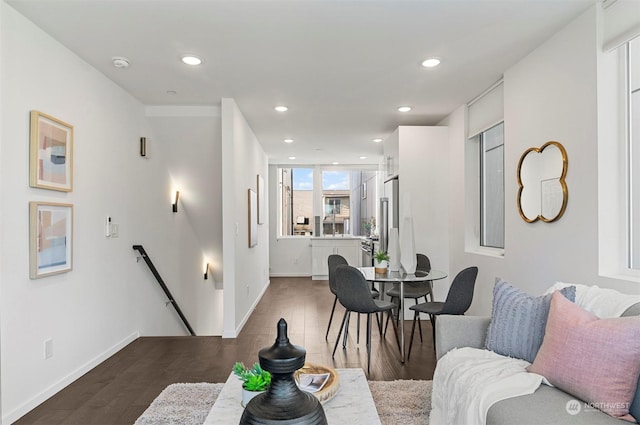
292,169,350,191
322,171,350,190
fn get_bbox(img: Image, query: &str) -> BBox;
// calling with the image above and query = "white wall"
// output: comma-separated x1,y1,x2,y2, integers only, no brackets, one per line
221,99,270,338
445,6,640,317
0,4,223,422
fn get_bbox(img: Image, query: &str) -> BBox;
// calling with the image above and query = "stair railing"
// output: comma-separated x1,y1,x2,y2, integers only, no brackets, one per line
132,244,196,336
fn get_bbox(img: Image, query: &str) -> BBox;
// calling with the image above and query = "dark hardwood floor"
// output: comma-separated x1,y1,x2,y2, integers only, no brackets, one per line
13,277,437,425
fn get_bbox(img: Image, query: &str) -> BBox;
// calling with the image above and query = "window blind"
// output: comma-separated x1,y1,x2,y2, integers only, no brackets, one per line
603,0,640,52
467,81,504,139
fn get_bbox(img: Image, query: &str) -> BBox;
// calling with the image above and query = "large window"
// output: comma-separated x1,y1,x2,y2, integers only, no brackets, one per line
278,167,363,237
467,81,504,252
479,123,505,248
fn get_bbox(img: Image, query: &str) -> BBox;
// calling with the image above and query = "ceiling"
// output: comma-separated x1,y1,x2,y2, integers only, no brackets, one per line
7,0,596,165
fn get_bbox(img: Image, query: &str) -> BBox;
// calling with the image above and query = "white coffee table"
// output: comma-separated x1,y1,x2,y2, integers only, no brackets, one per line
204,368,381,424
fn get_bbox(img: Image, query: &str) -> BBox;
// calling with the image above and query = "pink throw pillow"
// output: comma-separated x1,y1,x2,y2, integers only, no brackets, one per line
527,291,640,422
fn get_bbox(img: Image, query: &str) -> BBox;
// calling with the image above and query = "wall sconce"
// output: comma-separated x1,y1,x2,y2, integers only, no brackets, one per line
204,263,210,280
140,137,147,157
172,191,180,213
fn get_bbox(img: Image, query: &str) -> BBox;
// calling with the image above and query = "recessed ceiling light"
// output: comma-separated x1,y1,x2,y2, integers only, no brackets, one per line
372,138,383,143
166,90,177,95
284,138,294,144
360,156,367,159
398,106,412,112
181,55,202,66
112,57,130,69
332,162,339,165
288,156,296,160
421,58,441,68
275,106,288,112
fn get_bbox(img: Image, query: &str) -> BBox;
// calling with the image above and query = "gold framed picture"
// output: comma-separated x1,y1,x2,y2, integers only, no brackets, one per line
30,111,73,192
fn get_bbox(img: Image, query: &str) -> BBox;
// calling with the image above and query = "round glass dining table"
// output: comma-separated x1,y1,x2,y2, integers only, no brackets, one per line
357,267,448,363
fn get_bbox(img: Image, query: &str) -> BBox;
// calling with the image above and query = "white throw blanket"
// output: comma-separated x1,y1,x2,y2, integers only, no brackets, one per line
430,347,543,425
545,282,640,318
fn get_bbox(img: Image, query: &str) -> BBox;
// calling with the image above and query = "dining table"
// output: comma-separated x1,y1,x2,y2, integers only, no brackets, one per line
357,266,448,363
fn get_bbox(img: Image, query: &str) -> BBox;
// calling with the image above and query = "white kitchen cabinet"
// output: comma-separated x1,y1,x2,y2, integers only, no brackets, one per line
311,238,362,279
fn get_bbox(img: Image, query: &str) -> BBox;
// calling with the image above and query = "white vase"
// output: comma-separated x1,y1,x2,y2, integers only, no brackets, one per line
400,216,417,274
374,259,388,274
388,228,401,272
242,387,265,407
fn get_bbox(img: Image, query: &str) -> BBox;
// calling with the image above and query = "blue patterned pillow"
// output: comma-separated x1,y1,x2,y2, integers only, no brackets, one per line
484,279,576,363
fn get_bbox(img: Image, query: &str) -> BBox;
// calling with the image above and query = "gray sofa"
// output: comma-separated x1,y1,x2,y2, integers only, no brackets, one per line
435,302,640,425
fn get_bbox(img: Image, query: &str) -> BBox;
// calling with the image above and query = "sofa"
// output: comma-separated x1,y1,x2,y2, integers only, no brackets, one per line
435,300,640,425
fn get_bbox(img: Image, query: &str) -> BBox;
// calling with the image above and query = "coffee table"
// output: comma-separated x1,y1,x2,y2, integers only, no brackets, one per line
203,368,381,424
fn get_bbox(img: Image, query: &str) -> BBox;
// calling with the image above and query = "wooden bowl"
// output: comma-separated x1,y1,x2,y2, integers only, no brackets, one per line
294,363,340,403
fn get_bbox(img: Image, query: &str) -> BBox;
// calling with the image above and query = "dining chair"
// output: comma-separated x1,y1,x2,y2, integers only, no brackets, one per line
384,253,432,339
325,254,379,341
332,264,401,374
407,266,478,359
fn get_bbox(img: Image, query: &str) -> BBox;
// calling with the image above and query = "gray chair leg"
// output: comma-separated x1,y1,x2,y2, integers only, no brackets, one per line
325,295,338,341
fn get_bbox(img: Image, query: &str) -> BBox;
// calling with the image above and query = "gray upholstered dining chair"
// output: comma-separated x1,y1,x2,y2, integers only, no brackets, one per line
325,254,379,341
384,253,432,339
407,266,478,359
332,264,401,374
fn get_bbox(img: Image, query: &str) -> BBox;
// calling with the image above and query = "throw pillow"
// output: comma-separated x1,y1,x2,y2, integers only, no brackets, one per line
484,280,575,363
527,291,640,422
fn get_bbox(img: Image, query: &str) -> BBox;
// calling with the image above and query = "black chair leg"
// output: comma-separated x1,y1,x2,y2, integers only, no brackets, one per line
357,313,361,344
332,310,349,358
325,295,338,341
415,298,423,342
386,310,402,353
343,312,351,349
407,310,419,360
376,311,383,335
366,313,372,374
431,314,437,351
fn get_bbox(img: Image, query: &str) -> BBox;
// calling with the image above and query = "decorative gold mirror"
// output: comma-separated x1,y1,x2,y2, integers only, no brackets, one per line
517,141,568,223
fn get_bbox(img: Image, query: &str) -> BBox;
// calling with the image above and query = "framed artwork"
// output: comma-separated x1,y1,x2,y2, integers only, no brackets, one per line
29,202,73,279
30,110,73,192
257,174,265,224
248,189,258,247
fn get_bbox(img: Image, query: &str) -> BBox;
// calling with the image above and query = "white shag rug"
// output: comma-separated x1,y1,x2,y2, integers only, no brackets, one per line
135,380,432,425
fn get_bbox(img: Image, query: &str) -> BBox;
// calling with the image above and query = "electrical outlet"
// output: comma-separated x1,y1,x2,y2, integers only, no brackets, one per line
110,224,119,238
44,339,53,359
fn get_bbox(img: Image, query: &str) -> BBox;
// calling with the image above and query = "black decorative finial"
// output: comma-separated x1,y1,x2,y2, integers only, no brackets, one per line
239,318,327,425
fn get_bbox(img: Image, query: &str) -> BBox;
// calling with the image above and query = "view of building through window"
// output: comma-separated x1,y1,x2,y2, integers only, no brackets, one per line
322,171,351,235
279,168,313,236
480,122,505,249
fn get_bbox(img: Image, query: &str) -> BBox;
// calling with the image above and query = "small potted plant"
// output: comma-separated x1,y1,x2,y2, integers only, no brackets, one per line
233,362,271,407
374,250,390,274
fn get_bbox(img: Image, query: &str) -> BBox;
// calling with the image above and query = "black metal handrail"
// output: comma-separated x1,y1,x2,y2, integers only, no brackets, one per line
132,245,196,336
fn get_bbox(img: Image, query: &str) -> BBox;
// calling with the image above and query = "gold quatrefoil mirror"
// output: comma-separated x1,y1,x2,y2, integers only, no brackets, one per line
517,141,568,223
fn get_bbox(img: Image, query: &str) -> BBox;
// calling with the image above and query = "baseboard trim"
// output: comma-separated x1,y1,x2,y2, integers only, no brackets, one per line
269,273,311,277
222,279,271,338
3,332,140,424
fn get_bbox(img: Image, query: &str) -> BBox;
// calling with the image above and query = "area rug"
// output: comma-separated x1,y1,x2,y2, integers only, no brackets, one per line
135,380,432,425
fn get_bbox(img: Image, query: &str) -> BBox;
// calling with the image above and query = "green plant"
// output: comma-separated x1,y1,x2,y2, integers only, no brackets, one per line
374,250,390,263
232,362,271,391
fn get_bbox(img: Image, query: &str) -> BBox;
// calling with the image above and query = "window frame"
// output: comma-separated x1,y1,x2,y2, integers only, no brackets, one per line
479,122,505,250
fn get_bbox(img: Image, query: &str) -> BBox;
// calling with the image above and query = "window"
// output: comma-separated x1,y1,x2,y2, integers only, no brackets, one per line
278,167,313,236
466,81,504,252
479,123,505,248
278,167,364,237
322,170,351,236
628,37,640,268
